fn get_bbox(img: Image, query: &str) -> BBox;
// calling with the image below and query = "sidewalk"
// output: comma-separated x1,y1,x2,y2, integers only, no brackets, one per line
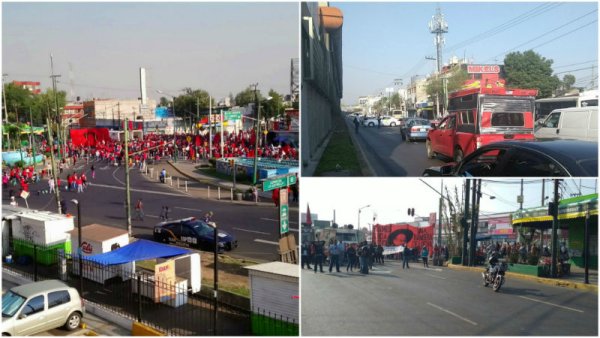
447,263,597,292
144,159,299,210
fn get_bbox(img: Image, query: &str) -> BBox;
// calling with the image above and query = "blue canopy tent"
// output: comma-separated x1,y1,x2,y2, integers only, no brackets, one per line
84,239,190,265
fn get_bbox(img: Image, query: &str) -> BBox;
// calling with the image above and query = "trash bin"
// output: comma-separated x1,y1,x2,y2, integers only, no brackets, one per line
236,193,243,201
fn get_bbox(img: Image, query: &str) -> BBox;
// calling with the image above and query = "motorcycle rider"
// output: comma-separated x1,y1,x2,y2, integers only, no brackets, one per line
488,250,500,275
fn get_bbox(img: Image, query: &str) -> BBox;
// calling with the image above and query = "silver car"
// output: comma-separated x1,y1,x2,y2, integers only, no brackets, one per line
2,280,84,336
403,118,432,141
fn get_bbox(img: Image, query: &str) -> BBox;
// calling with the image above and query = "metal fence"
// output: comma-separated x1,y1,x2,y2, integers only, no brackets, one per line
4,239,299,336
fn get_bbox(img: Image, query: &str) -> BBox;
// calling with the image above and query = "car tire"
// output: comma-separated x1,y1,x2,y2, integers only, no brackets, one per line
390,123,396,127
368,122,374,127
454,148,464,163
426,140,435,159
64,312,82,331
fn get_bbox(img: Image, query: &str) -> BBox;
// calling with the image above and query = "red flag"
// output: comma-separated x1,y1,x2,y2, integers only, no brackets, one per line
306,204,312,225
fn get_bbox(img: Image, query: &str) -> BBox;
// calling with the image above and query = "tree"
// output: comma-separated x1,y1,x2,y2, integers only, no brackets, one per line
426,67,469,114
562,74,576,91
235,86,262,107
172,88,212,123
262,89,285,119
503,50,560,98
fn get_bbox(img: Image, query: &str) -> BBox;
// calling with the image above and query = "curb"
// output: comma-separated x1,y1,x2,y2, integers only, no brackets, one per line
447,264,598,293
344,117,375,176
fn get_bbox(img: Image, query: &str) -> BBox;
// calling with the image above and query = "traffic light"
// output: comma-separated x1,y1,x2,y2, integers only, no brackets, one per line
407,208,415,216
548,202,557,216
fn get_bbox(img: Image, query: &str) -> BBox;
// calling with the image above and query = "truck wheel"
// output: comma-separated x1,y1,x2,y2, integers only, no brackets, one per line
426,140,435,159
454,148,464,163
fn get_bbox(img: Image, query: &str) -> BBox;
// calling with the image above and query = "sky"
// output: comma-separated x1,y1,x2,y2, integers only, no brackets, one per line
300,178,598,229
337,1,599,105
2,2,299,101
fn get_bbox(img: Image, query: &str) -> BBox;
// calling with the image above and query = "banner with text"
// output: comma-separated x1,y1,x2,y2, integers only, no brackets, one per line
373,223,434,255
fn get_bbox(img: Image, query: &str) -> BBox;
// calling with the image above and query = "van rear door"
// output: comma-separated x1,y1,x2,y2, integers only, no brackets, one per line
479,96,535,146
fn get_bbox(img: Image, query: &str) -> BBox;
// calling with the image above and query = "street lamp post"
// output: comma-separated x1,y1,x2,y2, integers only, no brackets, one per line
207,222,219,335
252,96,272,186
71,199,83,296
358,204,371,237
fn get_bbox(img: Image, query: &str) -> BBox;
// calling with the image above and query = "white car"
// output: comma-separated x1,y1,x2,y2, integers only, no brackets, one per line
2,280,84,336
362,116,400,127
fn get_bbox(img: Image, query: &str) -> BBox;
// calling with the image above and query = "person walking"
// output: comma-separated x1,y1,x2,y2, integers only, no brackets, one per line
403,246,411,269
252,185,259,203
91,165,95,179
421,245,429,268
313,241,324,273
328,239,340,273
135,198,144,221
353,116,360,133
48,176,55,194
301,242,312,270
346,244,356,272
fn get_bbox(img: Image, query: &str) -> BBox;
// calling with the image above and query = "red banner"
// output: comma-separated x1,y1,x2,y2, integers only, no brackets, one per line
373,223,434,253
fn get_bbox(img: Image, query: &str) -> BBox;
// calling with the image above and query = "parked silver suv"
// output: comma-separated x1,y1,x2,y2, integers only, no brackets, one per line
2,280,84,336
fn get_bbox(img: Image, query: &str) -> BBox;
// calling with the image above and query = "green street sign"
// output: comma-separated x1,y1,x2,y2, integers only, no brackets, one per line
262,174,297,192
224,111,242,121
280,188,289,235
280,204,289,234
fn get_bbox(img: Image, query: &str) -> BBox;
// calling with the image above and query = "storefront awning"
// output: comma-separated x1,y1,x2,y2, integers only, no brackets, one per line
512,194,598,229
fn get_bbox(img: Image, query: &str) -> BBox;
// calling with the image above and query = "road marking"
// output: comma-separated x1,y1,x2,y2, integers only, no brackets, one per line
254,239,279,245
519,296,584,313
233,228,270,235
112,167,125,185
261,218,298,225
88,183,189,197
426,303,478,326
424,273,447,280
146,215,159,219
174,206,203,212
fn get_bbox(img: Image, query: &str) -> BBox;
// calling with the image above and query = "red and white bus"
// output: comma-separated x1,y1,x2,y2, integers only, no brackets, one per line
426,86,538,162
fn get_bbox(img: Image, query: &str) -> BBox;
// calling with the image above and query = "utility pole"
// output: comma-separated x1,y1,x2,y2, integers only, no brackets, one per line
550,179,560,278
50,54,63,159
462,179,470,266
46,117,62,214
541,179,545,206
29,107,37,166
2,74,9,150
250,83,259,185
209,97,212,158
469,180,481,266
429,6,448,118
124,118,132,236
196,97,200,135
437,180,443,266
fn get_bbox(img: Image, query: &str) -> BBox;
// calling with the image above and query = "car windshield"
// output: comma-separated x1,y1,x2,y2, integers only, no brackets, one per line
2,291,26,317
481,97,534,127
191,221,213,237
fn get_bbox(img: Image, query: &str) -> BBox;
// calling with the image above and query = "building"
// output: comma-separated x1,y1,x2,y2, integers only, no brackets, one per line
61,103,84,128
407,75,428,115
301,2,343,173
79,98,157,129
12,81,41,95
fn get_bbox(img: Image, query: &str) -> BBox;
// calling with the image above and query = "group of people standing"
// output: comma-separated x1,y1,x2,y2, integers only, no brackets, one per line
301,240,387,275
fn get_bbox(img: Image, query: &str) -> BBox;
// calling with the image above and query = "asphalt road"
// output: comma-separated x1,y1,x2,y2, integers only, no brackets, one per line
301,261,597,336
4,159,298,262
347,118,445,176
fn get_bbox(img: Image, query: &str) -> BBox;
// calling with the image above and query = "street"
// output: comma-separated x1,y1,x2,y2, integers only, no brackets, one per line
4,158,298,262
301,261,597,336
346,118,444,176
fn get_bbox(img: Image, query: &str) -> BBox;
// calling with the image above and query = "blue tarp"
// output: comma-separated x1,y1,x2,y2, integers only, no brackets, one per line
84,239,190,265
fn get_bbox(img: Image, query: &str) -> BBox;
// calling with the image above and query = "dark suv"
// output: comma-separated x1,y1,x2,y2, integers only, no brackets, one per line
153,217,237,251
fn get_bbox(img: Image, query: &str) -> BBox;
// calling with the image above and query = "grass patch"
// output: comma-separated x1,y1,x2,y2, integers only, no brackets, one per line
314,114,362,176
203,279,250,298
196,167,254,186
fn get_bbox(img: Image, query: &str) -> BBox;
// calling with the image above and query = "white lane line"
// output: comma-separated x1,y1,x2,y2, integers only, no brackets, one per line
261,218,298,225
88,183,189,197
519,296,584,313
233,228,270,235
174,206,203,212
254,239,279,245
146,215,159,219
426,303,478,326
112,167,125,185
424,273,447,280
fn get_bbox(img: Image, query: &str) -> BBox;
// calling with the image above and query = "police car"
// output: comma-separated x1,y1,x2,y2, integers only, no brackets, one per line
153,217,237,251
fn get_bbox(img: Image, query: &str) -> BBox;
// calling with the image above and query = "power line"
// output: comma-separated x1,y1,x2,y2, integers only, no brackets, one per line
488,9,598,62
554,66,597,76
528,19,597,51
553,59,598,69
446,3,563,53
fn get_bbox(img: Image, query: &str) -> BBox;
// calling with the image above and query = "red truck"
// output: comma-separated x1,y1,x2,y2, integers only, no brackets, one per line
426,86,538,162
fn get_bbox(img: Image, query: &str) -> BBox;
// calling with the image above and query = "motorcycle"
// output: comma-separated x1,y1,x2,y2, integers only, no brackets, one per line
482,261,507,292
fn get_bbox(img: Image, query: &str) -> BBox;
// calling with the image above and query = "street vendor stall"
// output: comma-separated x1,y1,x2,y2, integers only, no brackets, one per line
69,224,132,283
512,193,598,270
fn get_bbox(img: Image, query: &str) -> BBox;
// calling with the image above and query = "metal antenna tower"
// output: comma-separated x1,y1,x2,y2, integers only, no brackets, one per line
428,6,448,73
290,58,299,102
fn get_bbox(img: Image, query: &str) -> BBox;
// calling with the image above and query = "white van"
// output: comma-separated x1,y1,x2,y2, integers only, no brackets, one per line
534,107,598,142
